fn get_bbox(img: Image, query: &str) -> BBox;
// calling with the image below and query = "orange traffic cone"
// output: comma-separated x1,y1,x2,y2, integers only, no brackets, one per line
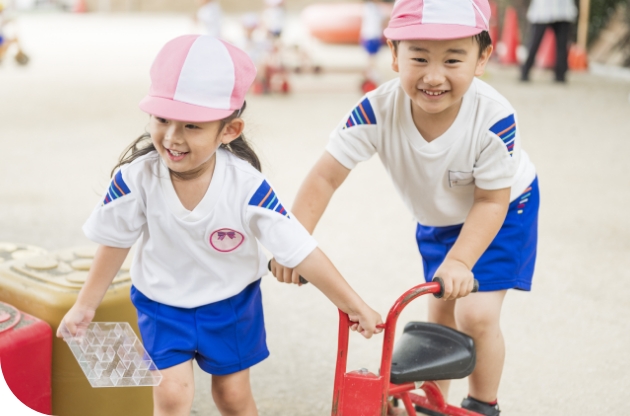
535,28,556,69
499,7,520,65
74,0,87,13
568,44,588,71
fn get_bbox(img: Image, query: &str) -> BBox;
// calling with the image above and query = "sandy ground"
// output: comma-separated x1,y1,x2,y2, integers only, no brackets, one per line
1,12,630,416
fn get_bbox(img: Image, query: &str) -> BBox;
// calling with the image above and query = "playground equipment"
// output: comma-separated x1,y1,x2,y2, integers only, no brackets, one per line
0,301,52,414
0,245,154,416
332,278,482,416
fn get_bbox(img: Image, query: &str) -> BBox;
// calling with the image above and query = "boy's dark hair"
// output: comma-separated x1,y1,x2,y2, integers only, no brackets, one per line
111,101,261,177
391,31,492,57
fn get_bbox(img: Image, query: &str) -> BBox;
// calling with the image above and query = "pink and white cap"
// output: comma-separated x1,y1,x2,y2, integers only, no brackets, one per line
384,0,491,41
139,35,256,122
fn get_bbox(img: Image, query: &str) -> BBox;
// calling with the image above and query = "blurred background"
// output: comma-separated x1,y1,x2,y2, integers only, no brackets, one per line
1,0,629,415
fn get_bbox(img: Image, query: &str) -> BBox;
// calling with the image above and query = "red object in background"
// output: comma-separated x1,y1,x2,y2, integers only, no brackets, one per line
301,3,393,44
568,44,589,70
536,28,556,69
73,0,87,13
488,1,499,50
499,7,520,65
0,302,52,415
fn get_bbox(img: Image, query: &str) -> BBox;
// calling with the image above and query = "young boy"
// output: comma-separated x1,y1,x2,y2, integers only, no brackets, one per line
270,0,539,415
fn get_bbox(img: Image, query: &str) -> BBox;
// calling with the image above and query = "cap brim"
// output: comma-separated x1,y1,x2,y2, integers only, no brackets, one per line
384,24,483,41
139,96,235,123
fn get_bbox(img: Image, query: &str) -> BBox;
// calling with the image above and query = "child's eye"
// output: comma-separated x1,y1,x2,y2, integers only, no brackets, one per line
445,59,462,64
412,58,428,63
156,117,168,124
185,124,200,130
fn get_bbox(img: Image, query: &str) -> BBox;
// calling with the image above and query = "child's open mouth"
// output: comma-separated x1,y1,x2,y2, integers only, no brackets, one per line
421,89,448,97
166,148,188,161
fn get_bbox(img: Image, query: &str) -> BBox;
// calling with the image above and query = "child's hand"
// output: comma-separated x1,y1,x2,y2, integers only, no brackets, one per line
434,258,475,301
56,305,96,339
269,258,303,285
348,306,384,339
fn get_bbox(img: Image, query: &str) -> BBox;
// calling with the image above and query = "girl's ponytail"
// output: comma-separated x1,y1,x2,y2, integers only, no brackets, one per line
219,102,262,172
111,133,155,177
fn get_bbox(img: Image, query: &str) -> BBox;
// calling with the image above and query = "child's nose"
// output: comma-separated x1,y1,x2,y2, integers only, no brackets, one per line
165,125,184,144
422,68,445,86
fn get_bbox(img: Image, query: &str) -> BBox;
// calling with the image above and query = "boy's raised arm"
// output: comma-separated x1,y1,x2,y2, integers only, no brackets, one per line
272,152,350,285
292,151,351,233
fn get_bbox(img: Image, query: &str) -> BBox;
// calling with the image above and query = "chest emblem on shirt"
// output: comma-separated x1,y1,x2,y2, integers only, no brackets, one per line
210,228,245,252
103,170,131,205
489,114,516,157
343,97,377,129
248,180,290,218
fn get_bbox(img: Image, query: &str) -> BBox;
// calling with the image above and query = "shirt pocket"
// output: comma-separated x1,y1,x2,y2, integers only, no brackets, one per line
448,171,474,187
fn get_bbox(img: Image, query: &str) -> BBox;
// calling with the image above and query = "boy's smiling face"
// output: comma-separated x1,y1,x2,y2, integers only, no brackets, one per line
389,37,492,117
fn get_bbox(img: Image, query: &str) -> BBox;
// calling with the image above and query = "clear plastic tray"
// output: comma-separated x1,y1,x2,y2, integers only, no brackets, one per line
61,322,162,387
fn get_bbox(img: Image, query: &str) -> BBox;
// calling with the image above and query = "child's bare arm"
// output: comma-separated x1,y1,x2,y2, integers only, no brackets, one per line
273,152,350,284
436,186,510,301
273,247,383,338
56,245,131,337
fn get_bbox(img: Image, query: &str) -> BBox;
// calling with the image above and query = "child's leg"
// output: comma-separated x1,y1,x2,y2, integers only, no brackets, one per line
427,296,457,398
153,360,195,416
454,290,507,403
211,368,258,416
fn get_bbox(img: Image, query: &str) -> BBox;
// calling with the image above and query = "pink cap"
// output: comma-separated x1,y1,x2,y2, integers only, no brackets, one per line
384,0,491,41
139,35,256,122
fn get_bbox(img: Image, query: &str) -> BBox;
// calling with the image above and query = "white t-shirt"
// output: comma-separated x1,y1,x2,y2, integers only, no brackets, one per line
83,149,317,308
197,1,222,38
527,0,577,24
361,2,383,40
263,6,285,34
326,77,537,227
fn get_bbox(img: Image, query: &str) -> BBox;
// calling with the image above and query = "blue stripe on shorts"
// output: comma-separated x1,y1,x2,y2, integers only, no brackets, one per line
130,280,269,375
416,177,540,292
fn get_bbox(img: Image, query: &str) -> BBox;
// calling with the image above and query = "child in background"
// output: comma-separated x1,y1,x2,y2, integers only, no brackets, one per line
194,0,222,38
57,35,382,416
271,1,538,415
360,0,385,92
262,0,285,40
0,2,28,65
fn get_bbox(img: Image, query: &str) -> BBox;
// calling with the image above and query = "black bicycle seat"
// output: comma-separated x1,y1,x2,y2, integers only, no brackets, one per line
390,322,476,384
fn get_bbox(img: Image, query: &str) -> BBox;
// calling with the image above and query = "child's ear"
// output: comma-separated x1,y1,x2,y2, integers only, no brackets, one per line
387,39,400,73
474,45,493,77
220,118,245,145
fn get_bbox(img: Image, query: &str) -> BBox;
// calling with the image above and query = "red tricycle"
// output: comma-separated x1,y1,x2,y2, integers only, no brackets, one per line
332,278,481,416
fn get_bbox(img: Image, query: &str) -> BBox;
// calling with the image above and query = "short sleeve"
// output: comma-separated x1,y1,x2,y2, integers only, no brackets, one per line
325,96,379,170
245,180,317,268
82,169,146,248
473,113,520,190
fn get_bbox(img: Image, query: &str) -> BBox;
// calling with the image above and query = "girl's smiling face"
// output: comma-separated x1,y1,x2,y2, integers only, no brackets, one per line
389,37,492,117
148,115,243,177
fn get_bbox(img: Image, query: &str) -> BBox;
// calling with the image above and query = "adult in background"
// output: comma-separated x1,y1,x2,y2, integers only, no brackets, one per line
520,0,578,83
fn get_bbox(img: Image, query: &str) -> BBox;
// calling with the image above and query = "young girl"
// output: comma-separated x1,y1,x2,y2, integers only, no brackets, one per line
57,35,383,416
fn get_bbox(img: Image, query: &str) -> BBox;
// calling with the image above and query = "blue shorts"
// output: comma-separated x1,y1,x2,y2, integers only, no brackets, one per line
416,177,539,292
361,38,382,55
0,35,4,46
130,280,269,375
